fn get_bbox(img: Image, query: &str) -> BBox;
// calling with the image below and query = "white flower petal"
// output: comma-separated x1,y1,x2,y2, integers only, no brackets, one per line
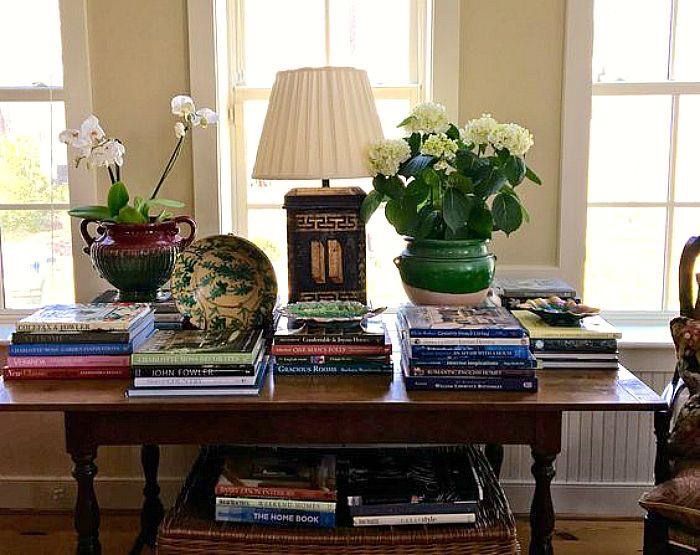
171,95,196,116
195,108,219,127
174,122,187,138
58,129,80,145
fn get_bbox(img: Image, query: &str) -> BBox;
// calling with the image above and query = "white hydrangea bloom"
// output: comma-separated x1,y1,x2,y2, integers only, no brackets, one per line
460,113,498,146
367,138,411,177
401,102,450,135
420,133,458,161
488,123,534,156
433,160,456,174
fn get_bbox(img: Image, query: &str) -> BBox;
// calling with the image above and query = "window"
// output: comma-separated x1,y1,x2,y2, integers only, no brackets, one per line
227,0,430,305
0,0,74,309
582,0,700,312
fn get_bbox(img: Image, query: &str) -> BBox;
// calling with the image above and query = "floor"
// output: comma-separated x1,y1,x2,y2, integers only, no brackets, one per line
0,512,644,554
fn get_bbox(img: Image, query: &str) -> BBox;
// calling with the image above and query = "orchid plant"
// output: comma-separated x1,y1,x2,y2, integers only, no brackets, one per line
361,103,541,240
61,95,218,224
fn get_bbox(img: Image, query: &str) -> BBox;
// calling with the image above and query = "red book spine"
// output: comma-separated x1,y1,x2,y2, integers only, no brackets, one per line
6,355,131,368
271,344,392,356
3,367,131,380
214,485,337,502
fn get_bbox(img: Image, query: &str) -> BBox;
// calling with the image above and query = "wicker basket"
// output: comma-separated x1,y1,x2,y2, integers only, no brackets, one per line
157,446,520,555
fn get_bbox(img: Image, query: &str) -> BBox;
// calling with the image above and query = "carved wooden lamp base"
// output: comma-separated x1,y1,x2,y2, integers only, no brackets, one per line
284,186,367,304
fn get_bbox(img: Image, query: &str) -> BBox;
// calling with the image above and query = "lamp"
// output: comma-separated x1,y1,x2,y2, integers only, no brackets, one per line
252,67,384,303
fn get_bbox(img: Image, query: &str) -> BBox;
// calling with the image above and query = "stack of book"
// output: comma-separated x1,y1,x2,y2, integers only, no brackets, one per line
271,318,392,376
494,277,577,310
215,449,337,528
93,290,185,330
341,446,482,527
513,310,621,369
5,304,154,381
128,328,268,397
398,305,538,392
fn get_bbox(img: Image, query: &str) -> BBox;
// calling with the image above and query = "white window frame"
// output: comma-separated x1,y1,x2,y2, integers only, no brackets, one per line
559,0,700,326
0,0,96,322
188,0,460,236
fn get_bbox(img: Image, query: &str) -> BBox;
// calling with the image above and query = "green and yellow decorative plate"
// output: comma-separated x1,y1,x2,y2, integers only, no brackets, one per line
171,234,278,331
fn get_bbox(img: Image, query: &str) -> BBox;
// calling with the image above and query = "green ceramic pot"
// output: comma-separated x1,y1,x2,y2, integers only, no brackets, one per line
394,238,495,306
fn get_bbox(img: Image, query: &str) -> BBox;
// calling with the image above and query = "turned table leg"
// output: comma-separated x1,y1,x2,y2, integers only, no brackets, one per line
130,444,165,555
529,449,557,555
71,448,101,555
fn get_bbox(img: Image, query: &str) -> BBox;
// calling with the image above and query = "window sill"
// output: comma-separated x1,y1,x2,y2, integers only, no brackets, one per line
617,323,673,350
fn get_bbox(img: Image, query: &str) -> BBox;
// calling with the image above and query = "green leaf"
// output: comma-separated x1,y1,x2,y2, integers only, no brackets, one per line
107,181,129,217
422,167,440,188
150,198,186,208
446,124,460,141
414,209,440,239
360,190,384,222
503,155,526,186
467,203,493,239
373,175,405,200
492,192,523,235
407,133,421,157
385,197,417,235
397,115,415,128
448,173,474,194
399,154,433,178
442,188,474,232
526,166,542,185
445,225,472,240
474,169,507,198
405,177,429,203
116,206,148,224
454,149,480,174
67,205,112,220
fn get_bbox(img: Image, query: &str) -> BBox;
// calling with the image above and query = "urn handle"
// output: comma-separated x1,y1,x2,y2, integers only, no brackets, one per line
393,256,402,269
171,215,196,249
78,219,104,255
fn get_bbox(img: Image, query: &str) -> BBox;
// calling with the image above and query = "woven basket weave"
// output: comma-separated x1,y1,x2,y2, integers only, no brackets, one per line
157,446,520,555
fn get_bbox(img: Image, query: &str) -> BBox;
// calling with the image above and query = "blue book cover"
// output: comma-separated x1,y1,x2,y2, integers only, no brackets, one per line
215,506,336,528
398,305,525,338
9,324,154,356
403,372,538,392
409,344,532,360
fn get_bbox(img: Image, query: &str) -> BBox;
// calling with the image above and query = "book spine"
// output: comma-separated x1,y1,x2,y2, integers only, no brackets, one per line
133,366,254,378
409,345,531,359
215,497,336,512
8,343,133,356
406,328,525,339
408,366,536,378
133,376,257,387
274,364,393,375
408,337,529,346
215,506,335,528
6,355,131,368
407,357,536,368
349,501,478,516
274,355,391,364
404,376,539,392
274,335,385,345
214,485,336,502
352,512,475,527
131,354,256,366
3,367,131,380
11,331,131,344
531,338,618,352
271,344,391,356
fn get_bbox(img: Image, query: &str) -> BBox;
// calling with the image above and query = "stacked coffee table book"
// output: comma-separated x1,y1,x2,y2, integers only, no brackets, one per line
4,304,154,381
398,305,538,392
128,328,268,397
94,290,185,330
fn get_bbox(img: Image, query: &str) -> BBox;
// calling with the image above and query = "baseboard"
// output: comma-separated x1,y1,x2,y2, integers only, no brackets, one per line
0,477,652,516
503,481,649,517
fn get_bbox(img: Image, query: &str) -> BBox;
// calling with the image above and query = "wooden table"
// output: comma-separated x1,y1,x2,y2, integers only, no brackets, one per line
0,366,664,555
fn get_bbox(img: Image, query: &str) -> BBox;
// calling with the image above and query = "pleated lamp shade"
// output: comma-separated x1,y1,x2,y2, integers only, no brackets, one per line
252,66,384,180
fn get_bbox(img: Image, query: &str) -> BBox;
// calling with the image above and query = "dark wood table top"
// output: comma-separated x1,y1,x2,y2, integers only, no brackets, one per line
0,366,664,413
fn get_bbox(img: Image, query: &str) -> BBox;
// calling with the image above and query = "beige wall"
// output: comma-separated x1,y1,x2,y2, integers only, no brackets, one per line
0,0,568,510
459,0,565,267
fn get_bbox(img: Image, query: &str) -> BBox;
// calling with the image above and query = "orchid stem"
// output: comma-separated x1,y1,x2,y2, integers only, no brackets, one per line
107,166,116,184
150,133,186,200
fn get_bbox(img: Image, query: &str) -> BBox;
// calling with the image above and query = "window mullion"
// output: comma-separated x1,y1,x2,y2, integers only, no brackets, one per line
662,94,681,310
324,0,331,66
668,0,679,80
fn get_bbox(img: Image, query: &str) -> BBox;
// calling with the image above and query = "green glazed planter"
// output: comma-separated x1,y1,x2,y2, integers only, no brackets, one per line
394,238,495,306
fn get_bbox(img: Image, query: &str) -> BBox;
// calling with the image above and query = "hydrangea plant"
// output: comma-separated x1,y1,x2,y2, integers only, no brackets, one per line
61,95,218,224
361,103,541,239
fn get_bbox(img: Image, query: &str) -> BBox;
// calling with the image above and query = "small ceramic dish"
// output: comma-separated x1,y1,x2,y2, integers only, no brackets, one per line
278,301,386,326
517,296,600,327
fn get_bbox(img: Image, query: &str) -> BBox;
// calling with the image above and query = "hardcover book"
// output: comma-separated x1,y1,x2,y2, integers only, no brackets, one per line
403,372,539,392
512,310,622,340
6,355,131,368
274,320,386,345
531,337,618,353
397,305,525,338
17,304,153,332
133,355,265,387
493,277,577,299
215,506,336,528
274,363,393,375
407,344,532,360
274,354,391,365
11,315,154,345
132,328,264,366
3,367,131,380
270,343,391,357
133,365,256,378
215,449,337,502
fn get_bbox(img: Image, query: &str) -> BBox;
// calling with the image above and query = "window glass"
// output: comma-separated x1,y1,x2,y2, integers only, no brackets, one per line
667,207,700,311
673,96,700,203
673,0,700,81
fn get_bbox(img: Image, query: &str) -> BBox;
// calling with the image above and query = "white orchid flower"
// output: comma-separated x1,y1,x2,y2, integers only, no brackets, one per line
87,139,125,168
194,108,218,128
79,115,105,145
58,129,80,146
174,122,187,138
171,95,196,117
